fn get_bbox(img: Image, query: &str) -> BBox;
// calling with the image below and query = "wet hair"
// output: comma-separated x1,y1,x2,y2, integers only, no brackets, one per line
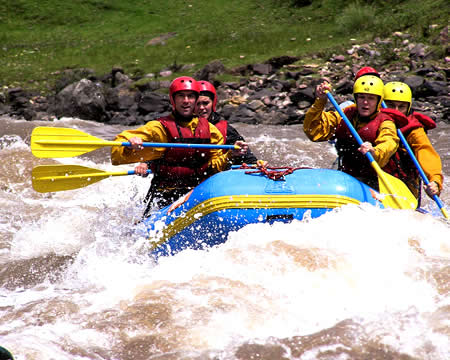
199,91,215,101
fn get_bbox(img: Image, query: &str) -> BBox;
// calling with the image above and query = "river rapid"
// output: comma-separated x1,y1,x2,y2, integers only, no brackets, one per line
1,115,450,360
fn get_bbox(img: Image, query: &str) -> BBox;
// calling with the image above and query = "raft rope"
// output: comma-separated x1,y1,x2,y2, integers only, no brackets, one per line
237,163,310,181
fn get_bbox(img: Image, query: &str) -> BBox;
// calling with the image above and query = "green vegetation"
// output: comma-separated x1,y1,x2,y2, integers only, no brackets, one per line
0,0,447,94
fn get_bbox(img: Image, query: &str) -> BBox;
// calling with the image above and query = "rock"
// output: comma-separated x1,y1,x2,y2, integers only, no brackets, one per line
331,55,346,62
422,80,448,96
402,75,425,93
145,32,177,46
228,104,258,124
265,55,300,69
259,110,289,125
335,78,353,94
252,63,273,75
138,92,170,114
289,87,315,104
5,29,449,126
51,79,108,122
220,104,237,120
159,70,172,78
105,86,136,111
194,60,226,81
247,99,265,111
409,43,427,58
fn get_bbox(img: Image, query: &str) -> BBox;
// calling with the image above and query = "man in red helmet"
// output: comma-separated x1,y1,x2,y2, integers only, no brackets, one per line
111,76,228,215
196,80,258,166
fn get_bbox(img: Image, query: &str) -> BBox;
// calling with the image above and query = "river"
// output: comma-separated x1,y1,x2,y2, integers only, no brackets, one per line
1,115,449,359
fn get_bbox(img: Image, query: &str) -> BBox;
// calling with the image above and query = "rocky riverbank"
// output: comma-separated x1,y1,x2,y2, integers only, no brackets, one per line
1,30,448,125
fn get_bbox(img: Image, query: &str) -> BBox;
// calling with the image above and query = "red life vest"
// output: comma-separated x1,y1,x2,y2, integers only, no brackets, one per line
213,119,228,143
403,112,436,134
381,108,436,136
334,106,400,183
150,115,212,189
378,109,437,196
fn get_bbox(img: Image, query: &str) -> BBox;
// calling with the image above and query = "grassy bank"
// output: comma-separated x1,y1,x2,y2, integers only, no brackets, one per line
0,0,448,94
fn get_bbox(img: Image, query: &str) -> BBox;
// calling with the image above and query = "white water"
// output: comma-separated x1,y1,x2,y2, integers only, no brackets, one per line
1,116,449,359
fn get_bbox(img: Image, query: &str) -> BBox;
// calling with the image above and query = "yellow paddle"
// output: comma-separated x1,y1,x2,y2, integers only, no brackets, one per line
326,91,417,210
31,164,150,193
31,126,238,158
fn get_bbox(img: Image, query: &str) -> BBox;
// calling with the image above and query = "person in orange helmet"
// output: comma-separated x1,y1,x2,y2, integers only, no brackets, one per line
338,66,382,110
111,76,229,215
196,80,258,166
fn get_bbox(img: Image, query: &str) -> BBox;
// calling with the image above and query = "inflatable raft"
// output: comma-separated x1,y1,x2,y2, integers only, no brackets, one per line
142,167,383,258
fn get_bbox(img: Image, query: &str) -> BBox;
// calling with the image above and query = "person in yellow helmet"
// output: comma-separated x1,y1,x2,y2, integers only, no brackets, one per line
303,76,406,189
382,81,443,200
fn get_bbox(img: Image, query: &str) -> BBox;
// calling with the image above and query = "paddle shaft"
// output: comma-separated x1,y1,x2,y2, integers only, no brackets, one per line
34,139,237,150
326,92,376,161
36,169,151,180
396,129,448,218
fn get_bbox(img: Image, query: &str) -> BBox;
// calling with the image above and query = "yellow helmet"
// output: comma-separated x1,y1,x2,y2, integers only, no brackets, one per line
353,75,384,111
383,81,412,114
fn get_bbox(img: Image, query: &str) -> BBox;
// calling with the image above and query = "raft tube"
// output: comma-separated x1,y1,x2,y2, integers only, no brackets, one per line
142,168,383,257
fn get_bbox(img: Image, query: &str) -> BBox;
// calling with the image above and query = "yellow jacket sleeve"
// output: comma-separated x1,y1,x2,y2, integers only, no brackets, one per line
372,120,399,168
110,121,169,165
407,128,443,190
303,98,342,141
111,118,229,173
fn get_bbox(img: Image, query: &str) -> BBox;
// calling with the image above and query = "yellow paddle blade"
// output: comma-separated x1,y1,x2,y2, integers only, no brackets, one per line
32,165,129,193
31,127,121,158
371,161,418,210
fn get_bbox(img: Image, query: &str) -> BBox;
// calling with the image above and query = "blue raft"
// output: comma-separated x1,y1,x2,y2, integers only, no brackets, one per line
142,168,383,257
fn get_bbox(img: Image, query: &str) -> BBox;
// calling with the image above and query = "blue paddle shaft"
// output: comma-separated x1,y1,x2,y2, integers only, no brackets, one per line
380,103,442,199
396,128,446,209
121,142,236,150
127,169,152,175
325,92,377,163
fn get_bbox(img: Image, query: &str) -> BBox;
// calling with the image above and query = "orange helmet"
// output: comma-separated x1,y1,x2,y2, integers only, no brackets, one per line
169,76,199,109
198,80,217,112
355,66,380,81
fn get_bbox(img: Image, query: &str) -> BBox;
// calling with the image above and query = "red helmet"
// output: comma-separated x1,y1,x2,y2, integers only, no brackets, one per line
169,76,199,108
355,66,380,81
198,80,217,111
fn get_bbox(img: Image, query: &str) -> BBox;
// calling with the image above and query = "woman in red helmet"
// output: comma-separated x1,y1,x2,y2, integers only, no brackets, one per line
303,76,405,190
111,76,229,215
338,67,382,110
196,80,258,166
354,66,380,80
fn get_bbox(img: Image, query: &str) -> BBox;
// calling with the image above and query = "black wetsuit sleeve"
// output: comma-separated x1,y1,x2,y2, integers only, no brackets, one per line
226,124,258,165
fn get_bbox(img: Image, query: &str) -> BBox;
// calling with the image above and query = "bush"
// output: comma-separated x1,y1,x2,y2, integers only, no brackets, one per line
335,1,377,34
